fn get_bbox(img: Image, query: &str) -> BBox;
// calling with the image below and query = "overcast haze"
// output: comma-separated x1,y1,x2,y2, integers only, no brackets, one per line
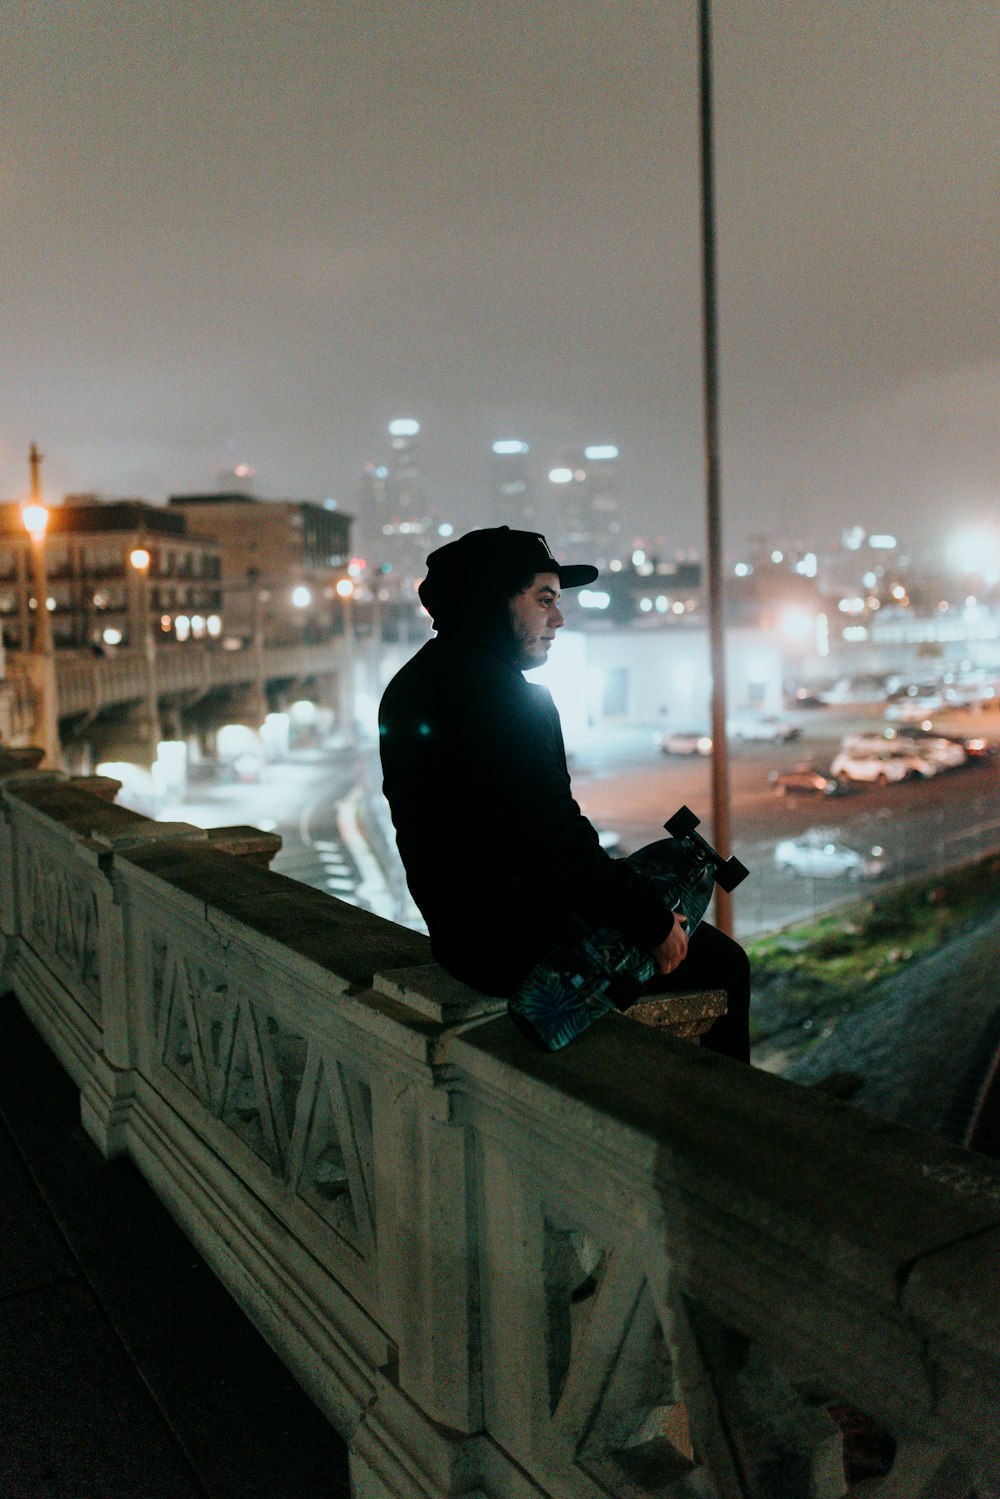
1,1,996,558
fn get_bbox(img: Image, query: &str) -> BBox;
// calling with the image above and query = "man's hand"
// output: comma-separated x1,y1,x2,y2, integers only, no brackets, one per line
651,912,688,975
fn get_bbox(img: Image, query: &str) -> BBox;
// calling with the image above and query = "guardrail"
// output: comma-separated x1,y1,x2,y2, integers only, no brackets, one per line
0,754,997,1497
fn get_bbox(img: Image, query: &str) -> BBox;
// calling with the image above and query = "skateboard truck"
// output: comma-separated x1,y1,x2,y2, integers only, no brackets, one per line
663,805,749,894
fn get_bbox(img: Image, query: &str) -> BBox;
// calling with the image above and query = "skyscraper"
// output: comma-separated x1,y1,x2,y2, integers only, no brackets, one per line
358,419,436,597
549,444,622,568
488,440,538,532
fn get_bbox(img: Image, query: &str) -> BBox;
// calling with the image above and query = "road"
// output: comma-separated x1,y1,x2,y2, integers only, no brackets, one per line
157,703,1000,942
158,748,401,921
569,705,1000,936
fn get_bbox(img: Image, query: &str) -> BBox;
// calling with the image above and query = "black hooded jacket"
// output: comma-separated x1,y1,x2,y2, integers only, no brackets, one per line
378,565,674,995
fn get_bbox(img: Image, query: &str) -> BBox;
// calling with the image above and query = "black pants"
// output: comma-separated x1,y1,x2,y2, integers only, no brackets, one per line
629,920,751,1063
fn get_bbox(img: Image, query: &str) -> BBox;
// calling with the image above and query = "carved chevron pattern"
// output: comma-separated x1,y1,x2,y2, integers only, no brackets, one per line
531,1200,908,1498
151,937,374,1258
539,1219,704,1496
21,845,101,1007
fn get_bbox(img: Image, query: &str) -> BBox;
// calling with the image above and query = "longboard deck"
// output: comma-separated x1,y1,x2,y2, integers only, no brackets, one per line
509,826,725,1051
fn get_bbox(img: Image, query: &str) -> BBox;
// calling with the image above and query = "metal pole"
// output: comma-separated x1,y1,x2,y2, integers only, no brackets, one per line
697,0,734,933
27,443,54,657
23,443,61,767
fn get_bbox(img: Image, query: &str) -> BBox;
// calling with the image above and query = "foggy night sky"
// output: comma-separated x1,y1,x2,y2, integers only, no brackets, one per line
0,1,996,558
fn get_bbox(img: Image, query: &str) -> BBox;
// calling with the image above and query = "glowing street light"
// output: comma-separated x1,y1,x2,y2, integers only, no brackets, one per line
22,503,49,544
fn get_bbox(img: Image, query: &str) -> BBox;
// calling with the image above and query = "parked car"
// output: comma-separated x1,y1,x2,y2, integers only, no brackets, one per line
767,767,843,797
728,714,801,743
659,729,713,756
885,694,945,723
841,729,966,772
894,728,973,767
890,747,941,778
958,735,997,760
775,831,889,879
787,686,826,709
841,729,900,755
829,751,909,785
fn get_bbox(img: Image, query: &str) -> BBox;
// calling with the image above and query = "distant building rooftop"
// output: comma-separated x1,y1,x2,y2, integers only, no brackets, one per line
0,500,188,537
168,492,260,507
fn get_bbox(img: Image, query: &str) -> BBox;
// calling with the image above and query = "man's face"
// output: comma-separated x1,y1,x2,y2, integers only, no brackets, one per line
508,572,564,667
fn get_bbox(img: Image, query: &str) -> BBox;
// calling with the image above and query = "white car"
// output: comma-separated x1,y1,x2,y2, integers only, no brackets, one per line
885,694,944,722
841,730,904,757
842,729,965,772
901,734,967,770
659,729,713,756
728,714,800,743
890,748,940,778
829,751,909,785
775,832,889,879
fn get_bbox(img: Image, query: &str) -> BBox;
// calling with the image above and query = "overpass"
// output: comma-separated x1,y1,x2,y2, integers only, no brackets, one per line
0,747,997,1497
0,638,353,749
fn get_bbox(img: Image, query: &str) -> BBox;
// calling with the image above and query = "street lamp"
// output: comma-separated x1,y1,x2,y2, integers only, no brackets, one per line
334,576,357,747
21,443,61,767
130,543,162,765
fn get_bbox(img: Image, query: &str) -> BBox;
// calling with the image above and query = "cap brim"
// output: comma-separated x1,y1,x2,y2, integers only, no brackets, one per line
558,563,599,588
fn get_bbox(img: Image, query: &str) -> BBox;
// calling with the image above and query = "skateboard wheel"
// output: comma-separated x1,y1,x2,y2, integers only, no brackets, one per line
717,855,750,893
664,805,699,838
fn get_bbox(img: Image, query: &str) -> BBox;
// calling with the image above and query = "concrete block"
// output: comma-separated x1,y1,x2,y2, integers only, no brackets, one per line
374,963,506,1024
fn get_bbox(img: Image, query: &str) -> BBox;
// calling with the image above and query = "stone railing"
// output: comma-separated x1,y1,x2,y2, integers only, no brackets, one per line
0,755,997,1498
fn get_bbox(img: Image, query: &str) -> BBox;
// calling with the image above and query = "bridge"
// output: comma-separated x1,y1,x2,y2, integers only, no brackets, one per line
0,748,997,1497
0,638,354,751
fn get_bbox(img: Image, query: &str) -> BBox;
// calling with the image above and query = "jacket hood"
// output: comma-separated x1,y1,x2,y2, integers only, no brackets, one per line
417,526,597,663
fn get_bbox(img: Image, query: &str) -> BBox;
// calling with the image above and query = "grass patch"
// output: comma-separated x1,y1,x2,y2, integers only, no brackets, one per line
748,853,1000,1042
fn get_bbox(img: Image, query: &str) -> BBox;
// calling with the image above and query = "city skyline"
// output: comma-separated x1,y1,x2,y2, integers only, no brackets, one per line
0,2,995,558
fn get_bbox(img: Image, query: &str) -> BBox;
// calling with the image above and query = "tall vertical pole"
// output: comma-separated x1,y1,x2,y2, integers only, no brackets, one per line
129,544,162,766
27,443,54,658
24,443,61,767
697,0,733,933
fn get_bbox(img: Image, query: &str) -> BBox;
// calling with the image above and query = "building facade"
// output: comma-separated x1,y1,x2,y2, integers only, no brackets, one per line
168,492,353,646
0,500,222,652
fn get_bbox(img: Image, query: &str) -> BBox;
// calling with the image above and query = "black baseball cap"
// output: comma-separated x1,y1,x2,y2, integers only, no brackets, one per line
419,527,598,611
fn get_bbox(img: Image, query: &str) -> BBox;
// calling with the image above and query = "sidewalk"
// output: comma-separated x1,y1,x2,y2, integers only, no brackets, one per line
0,998,351,1499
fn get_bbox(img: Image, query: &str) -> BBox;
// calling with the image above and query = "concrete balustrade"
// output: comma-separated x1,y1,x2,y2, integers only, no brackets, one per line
0,753,997,1498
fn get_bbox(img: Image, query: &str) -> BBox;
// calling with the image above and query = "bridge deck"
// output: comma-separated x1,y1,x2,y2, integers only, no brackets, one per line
0,998,351,1499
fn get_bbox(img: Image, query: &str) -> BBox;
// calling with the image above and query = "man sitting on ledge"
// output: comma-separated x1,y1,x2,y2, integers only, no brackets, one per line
378,526,750,1061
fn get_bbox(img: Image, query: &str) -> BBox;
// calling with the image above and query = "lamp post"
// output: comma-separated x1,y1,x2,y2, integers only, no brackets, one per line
129,544,162,766
335,576,357,748
696,0,734,934
246,566,268,726
21,443,61,767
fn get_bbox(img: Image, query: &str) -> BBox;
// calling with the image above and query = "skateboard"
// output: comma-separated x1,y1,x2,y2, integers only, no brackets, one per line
508,806,749,1051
